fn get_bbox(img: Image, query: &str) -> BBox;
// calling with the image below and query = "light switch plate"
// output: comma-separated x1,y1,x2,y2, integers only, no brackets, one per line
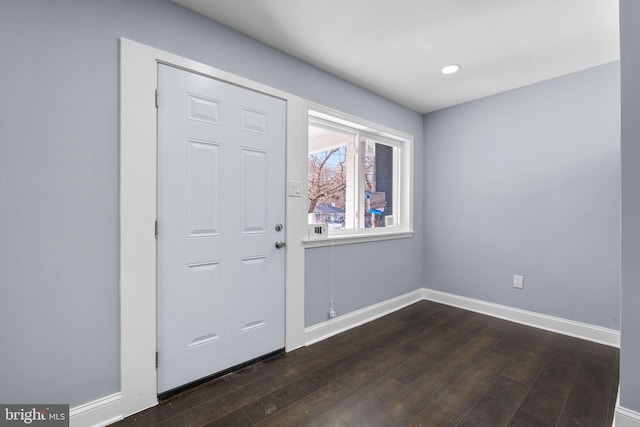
288,180,302,197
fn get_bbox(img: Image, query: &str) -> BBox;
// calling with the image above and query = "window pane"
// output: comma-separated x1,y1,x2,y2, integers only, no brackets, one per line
361,140,394,228
308,124,355,229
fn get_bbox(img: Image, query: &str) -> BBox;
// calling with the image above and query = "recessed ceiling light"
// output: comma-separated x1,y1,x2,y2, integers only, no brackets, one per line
442,64,461,75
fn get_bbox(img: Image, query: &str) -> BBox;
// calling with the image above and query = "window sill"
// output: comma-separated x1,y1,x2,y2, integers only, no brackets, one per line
301,230,414,248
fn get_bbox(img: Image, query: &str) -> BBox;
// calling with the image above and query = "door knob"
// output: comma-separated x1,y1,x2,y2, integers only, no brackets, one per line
275,241,286,249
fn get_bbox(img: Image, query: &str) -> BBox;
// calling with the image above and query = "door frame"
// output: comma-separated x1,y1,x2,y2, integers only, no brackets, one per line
119,38,307,417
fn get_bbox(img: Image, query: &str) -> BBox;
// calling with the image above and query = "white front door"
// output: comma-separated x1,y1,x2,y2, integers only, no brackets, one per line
156,64,286,394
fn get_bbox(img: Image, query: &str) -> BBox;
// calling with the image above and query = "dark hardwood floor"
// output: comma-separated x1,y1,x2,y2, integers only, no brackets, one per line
113,301,619,426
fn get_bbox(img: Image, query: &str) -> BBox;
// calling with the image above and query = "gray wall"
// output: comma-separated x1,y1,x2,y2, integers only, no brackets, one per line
620,0,640,412
423,62,620,329
305,237,423,326
0,0,423,406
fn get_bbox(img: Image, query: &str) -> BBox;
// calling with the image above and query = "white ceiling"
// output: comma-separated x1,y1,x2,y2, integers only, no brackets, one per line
172,0,620,114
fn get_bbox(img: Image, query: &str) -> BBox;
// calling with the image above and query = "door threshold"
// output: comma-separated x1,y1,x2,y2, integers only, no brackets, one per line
157,348,285,401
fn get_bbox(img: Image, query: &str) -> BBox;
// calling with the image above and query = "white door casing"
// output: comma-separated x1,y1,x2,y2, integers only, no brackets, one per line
120,39,307,417
157,64,286,393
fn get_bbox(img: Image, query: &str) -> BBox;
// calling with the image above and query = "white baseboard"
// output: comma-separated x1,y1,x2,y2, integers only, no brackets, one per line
304,289,424,345
422,288,620,347
70,393,123,427
304,287,620,348
614,406,640,427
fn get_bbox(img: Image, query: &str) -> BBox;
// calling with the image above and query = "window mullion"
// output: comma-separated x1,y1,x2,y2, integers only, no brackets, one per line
344,136,357,230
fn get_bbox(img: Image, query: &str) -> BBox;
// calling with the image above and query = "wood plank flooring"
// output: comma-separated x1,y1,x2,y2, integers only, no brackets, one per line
113,301,619,427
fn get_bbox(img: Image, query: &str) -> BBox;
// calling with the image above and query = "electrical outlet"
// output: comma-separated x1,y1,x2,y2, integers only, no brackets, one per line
513,275,524,289
329,308,336,318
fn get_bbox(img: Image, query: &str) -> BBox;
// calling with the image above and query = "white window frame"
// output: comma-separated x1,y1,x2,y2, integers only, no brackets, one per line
304,104,414,247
